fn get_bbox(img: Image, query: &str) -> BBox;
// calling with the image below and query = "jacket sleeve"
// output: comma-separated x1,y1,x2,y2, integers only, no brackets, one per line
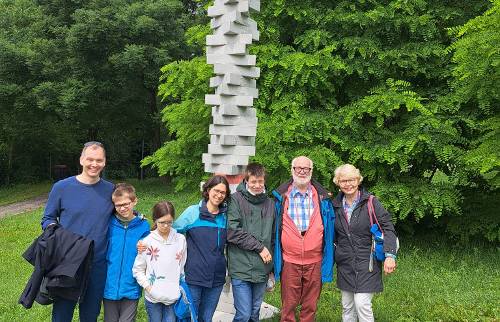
179,235,187,275
226,195,265,253
173,205,197,234
41,183,63,229
373,197,398,254
132,252,150,289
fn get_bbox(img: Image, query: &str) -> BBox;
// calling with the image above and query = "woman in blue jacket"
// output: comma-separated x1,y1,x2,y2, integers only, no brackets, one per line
173,175,230,322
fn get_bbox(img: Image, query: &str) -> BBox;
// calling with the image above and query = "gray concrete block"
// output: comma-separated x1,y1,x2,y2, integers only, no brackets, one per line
212,114,258,126
207,54,256,66
205,94,254,107
209,124,256,136
203,153,249,165
212,105,256,117
213,64,260,78
216,20,259,41
204,163,244,175
208,144,256,155
206,34,253,46
210,75,256,88
210,10,245,29
207,43,247,56
211,135,255,146
215,83,258,98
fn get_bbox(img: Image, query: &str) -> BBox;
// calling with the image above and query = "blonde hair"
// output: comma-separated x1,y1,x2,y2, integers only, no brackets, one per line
333,164,363,185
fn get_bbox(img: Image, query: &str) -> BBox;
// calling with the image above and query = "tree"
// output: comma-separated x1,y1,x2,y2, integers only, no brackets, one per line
153,0,496,240
0,0,194,184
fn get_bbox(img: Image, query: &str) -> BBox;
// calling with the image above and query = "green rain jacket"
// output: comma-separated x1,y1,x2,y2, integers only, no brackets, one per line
226,181,275,283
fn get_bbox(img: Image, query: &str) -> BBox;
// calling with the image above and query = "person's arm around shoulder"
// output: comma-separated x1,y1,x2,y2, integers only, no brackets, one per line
178,234,187,274
172,204,198,234
41,182,64,229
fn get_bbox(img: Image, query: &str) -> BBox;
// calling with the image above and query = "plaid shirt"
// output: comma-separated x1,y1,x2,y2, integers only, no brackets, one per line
342,191,361,223
287,185,314,232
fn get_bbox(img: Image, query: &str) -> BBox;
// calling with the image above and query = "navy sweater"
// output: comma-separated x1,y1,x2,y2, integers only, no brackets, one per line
41,176,114,262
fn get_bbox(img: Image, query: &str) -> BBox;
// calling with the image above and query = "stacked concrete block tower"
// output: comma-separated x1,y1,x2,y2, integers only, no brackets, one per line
202,0,260,178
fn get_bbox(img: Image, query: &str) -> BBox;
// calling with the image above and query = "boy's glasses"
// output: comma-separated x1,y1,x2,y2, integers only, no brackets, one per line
115,202,132,209
157,220,173,226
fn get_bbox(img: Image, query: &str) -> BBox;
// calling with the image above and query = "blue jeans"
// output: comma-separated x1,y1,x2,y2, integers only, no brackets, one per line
231,278,267,322
144,299,176,322
188,283,224,322
52,262,106,322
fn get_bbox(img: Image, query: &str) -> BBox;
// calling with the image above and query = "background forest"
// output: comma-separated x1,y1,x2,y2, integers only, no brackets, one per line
0,0,498,243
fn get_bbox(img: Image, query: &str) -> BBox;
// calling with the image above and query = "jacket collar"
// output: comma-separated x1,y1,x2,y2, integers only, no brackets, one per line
332,186,370,208
237,180,268,204
112,210,145,227
199,199,227,222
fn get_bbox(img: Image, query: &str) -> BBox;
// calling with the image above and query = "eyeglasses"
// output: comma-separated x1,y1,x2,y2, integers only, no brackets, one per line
338,178,358,185
156,220,173,226
211,188,227,196
115,202,133,209
293,167,312,174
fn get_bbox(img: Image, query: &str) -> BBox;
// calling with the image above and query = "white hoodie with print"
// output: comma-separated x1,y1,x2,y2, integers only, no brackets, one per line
132,228,187,305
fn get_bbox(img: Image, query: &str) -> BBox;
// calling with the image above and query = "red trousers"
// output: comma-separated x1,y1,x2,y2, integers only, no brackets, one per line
280,260,322,322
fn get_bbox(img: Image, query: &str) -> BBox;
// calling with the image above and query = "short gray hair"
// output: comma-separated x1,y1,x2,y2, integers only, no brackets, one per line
333,164,363,185
291,156,314,169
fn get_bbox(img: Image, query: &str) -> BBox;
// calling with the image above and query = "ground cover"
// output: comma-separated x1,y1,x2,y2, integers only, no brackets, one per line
0,181,52,207
0,179,498,321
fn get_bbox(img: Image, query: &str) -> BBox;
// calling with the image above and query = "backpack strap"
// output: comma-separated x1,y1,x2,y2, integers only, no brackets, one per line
367,195,383,233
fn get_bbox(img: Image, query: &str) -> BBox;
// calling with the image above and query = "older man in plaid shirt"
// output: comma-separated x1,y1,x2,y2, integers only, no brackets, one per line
272,156,335,322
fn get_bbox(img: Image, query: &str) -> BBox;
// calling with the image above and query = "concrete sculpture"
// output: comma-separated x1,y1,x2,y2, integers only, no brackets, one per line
202,1,279,320
202,0,261,176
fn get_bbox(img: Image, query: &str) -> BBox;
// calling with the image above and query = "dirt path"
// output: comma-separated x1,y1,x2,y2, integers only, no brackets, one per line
0,195,48,219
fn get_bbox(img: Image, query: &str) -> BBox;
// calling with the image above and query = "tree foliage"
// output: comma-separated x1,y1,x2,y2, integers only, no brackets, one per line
154,0,498,241
0,0,193,183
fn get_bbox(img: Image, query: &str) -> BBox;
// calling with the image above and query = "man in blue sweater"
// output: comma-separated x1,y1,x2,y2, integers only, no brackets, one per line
41,141,114,322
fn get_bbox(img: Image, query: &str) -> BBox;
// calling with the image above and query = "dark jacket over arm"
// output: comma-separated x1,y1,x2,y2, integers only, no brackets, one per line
19,224,93,308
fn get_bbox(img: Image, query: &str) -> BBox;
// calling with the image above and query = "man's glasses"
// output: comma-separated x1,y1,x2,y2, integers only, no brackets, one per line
293,166,312,174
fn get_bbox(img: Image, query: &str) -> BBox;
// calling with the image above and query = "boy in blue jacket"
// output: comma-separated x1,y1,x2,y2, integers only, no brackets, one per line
103,183,150,322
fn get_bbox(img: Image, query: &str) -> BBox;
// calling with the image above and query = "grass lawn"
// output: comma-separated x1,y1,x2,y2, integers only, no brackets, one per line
0,179,498,321
0,181,53,207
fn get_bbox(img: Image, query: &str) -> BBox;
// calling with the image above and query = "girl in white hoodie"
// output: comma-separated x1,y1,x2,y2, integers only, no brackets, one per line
133,201,187,322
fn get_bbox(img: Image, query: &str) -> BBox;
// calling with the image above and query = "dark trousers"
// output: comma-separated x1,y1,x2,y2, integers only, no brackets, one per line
280,261,322,322
52,263,107,322
103,298,138,322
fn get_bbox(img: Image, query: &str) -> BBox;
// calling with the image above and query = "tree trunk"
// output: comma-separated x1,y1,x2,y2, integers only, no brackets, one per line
149,88,161,151
6,142,13,186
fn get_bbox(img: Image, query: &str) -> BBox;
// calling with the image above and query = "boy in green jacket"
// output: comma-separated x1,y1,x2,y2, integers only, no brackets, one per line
227,163,275,322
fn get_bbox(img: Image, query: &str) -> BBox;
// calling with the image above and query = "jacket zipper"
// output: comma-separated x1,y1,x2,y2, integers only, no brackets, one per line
116,225,128,298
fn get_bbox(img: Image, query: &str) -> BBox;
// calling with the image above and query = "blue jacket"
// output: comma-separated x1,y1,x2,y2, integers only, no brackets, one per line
173,200,228,288
104,212,150,300
272,178,335,283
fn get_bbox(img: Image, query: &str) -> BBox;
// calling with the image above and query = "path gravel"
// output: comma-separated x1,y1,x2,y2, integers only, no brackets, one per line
0,195,48,219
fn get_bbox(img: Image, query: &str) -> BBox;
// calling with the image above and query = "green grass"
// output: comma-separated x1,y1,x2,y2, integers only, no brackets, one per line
0,178,498,321
0,181,52,206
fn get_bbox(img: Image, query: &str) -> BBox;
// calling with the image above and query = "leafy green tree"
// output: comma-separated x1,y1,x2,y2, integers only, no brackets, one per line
0,0,194,184
153,0,496,241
